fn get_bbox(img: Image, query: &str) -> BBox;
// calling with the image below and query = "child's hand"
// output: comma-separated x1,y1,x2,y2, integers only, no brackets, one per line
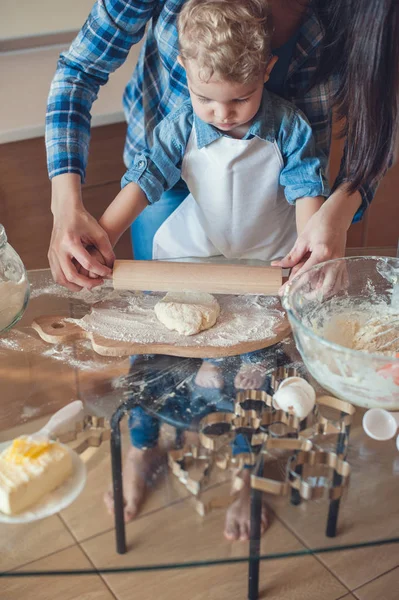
76,246,111,288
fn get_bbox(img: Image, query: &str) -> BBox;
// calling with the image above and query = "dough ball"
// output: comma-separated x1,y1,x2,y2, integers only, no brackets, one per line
154,291,220,336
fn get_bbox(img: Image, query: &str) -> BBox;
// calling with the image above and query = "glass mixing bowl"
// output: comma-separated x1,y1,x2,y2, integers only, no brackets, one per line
282,256,399,409
0,224,30,334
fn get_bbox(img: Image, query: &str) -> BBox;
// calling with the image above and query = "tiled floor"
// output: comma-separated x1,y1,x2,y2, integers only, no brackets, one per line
2,547,116,600
267,416,399,592
353,567,399,600
1,415,398,599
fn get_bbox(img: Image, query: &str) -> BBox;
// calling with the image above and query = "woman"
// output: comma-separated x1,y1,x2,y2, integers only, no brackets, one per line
45,0,399,539
46,0,399,292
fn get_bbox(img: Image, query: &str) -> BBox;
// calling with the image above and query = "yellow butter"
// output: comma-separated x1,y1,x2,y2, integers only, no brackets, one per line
4,438,52,464
0,436,73,515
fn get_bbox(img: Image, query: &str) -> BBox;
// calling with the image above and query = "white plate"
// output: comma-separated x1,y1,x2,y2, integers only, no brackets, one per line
0,445,86,523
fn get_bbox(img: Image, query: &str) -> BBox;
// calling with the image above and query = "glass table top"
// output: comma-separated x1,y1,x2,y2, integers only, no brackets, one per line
1,269,399,596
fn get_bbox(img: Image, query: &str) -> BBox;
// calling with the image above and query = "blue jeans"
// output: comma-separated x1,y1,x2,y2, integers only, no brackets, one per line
129,181,189,448
131,180,189,261
128,385,253,457
127,350,271,452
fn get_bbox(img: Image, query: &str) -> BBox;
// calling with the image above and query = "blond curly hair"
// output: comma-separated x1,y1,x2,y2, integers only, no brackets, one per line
178,0,272,83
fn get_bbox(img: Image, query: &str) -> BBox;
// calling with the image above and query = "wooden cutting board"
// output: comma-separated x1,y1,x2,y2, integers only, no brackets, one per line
32,293,291,359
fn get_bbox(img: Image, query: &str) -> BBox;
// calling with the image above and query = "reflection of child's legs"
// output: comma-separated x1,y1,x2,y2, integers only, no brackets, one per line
105,183,189,521
104,406,166,523
224,431,269,541
194,358,224,389
224,468,269,541
227,349,276,538
234,349,274,390
128,406,160,449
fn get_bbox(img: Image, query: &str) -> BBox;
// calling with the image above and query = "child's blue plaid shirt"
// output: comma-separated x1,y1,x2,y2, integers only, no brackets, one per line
45,0,374,219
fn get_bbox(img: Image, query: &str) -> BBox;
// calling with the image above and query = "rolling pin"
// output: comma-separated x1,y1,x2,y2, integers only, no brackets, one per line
112,260,282,295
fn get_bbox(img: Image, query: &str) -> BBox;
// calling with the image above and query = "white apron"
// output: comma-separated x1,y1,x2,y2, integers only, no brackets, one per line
152,129,296,261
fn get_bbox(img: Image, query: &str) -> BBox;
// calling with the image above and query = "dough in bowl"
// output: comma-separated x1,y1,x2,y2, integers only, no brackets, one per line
154,291,220,336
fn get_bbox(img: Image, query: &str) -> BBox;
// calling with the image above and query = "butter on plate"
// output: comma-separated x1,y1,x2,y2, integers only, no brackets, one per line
0,436,73,515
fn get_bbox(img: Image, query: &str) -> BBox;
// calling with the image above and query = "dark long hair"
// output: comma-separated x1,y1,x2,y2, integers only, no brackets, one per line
314,0,399,192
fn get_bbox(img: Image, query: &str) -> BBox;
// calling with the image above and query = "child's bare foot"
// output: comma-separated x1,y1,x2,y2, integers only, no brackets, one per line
234,362,269,390
195,361,224,389
224,470,268,541
104,445,166,522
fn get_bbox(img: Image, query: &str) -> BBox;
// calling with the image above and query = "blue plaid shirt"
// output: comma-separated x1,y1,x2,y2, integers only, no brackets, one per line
122,90,330,205
45,0,374,220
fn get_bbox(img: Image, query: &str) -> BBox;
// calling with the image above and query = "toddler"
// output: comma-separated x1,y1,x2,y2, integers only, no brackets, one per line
101,0,330,540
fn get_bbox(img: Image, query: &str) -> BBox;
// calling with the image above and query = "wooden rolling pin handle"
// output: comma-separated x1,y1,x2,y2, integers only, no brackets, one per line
112,260,282,296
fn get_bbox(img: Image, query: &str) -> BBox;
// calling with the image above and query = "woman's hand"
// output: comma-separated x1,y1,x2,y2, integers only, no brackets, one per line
273,187,362,293
48,174,115,291
49,208,115,291
274,209,348,297
274,207,347,275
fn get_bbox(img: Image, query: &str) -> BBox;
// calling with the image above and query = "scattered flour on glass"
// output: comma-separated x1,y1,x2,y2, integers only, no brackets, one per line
0,282,123,371
21,405,41,419
40,339,113,371
0,334,22,351
67,293,287,348
0,327,113,372
30,283,119,305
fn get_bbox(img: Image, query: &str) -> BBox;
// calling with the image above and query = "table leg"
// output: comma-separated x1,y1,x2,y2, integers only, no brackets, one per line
111,407,127,554
175,427,185,449
290,463,303,506
248,456,264,600
290,431,303,506
326,421,350,538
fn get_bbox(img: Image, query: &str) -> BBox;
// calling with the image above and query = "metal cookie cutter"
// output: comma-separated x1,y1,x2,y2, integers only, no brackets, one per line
316,395,356,435
270,365,303,391
57,415,110,454
251,438,350,501
168,444,214,496
199,411,237,451
271,368,356,441
234,388,305,438
287,449,351,501
251,437,313,496
199,411,258,468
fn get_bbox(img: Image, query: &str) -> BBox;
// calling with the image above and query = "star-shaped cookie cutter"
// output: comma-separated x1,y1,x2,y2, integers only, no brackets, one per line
250,437,350,501
287,449,351,501
251,437,313,496
167,443,242,514
57,415,110,454
169,369,356,515
271,367,356,433
168,444,214,495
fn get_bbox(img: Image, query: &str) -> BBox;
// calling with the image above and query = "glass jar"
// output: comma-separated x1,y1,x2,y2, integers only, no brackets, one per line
0,224,30,334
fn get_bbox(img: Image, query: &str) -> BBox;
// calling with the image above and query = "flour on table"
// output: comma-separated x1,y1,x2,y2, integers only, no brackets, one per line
67,293,287,348
30,282,119,304
154,291,220,336
0,279,28,331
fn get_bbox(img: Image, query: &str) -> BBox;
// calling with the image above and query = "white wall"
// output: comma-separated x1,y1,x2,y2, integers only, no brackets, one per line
0,0,96,40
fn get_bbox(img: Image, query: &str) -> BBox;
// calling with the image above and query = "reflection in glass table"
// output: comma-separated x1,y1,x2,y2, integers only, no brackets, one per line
1,269,399,600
